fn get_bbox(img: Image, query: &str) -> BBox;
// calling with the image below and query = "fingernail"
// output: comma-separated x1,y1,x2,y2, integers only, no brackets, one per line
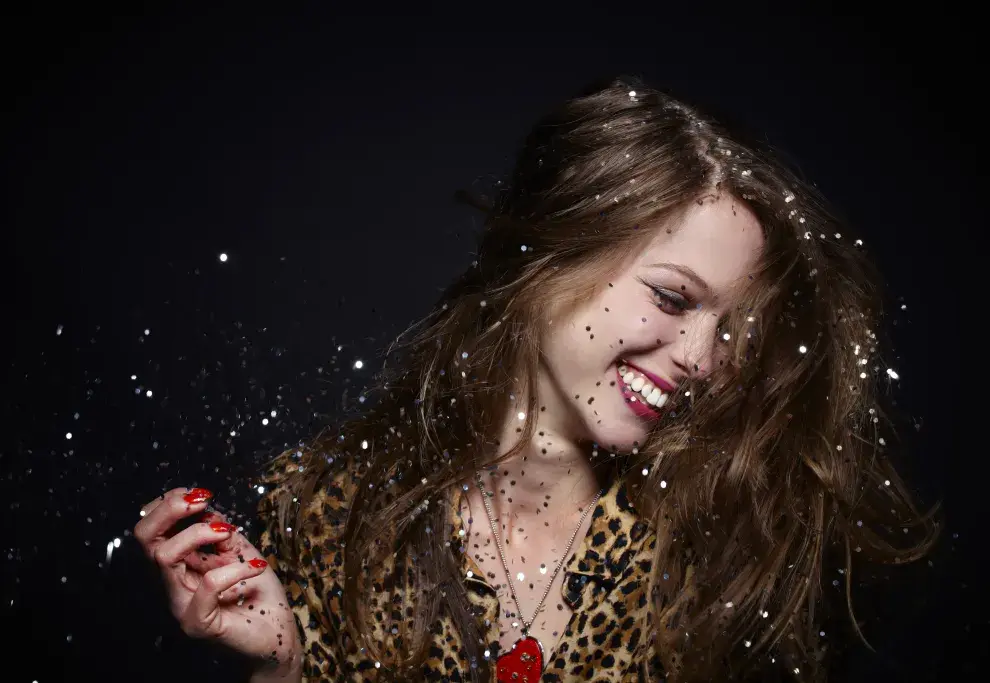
248,558,268,569
209,522,236,533
183,488,213,504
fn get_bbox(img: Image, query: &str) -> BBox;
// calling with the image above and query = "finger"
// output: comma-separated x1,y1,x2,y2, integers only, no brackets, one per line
139,495,167,519
217,573,264,604
198,510,241,554
134,487,214,556
183,510,234,574
181,557,270,637
133,495,168,547
153,520,237,568
184,549,229,575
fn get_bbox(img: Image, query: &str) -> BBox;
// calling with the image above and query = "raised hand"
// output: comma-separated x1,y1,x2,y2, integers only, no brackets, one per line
134,487,302,679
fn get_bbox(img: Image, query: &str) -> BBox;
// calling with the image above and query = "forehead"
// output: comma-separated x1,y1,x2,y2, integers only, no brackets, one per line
638,195,764,293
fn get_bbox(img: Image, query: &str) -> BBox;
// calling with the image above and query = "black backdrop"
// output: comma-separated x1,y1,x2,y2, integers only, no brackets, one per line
2,6,984,682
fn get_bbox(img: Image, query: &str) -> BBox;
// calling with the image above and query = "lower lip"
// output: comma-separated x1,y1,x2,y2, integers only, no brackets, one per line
617,367,663,422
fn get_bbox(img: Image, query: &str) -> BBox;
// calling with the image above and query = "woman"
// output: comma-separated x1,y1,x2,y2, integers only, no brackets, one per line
135,76,938,682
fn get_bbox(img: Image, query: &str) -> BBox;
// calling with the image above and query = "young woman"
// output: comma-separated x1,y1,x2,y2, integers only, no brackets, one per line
135,76,938,682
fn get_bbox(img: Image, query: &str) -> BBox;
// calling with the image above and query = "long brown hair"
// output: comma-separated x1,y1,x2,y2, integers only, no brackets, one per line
264,75,939,681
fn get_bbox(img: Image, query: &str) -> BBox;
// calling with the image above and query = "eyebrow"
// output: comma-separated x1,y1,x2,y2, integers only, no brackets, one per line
646,262,715,299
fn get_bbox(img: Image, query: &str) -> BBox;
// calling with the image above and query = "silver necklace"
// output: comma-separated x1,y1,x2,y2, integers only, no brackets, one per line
474,472,603,677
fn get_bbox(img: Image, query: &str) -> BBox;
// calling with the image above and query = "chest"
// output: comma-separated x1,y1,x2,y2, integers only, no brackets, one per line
492,564,576,668
458,495,599,670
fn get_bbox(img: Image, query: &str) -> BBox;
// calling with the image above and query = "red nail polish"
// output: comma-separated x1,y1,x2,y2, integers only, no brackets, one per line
209,522,236,533
183,488,212,503
248,558,267,569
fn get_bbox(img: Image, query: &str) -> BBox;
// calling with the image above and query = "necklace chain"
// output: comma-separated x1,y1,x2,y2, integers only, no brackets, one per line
474,472,603,634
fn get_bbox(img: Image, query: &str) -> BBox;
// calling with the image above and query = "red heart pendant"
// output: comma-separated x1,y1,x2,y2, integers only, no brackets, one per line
496,635,544,682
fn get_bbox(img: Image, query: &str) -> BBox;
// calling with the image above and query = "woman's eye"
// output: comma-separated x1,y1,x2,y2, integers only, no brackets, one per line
650,287,688,315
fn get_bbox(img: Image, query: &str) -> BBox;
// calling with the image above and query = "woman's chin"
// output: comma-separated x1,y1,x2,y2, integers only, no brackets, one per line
583,416,652,454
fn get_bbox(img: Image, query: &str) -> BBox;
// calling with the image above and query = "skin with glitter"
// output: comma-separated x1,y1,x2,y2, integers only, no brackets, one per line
140,76,939,683
459,193,763,665
133,489,302,680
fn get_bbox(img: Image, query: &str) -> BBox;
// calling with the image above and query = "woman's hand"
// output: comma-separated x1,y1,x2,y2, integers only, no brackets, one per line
134,487,302,679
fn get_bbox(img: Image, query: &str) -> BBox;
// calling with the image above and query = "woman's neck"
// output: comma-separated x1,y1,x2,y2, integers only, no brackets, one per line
472,420,608,546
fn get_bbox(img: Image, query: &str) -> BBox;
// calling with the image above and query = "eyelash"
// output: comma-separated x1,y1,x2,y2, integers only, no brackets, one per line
640,279,690,314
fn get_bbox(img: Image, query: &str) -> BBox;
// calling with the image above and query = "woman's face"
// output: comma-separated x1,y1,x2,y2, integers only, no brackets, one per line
538,193,764,452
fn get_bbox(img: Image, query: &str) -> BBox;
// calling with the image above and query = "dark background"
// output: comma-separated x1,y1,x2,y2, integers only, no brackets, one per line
2,5,984,682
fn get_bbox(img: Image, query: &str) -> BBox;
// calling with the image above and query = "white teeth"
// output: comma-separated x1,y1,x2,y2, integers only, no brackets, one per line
619,364,668,410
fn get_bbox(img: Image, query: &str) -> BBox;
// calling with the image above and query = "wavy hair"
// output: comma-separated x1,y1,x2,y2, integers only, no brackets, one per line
264,75,939,682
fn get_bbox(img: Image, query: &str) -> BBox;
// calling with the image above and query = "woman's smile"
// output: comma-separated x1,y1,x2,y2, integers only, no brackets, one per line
616,363,668,421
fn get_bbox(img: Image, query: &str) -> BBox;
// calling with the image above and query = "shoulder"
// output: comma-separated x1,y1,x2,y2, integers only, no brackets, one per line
254,448,369,604
256,448,366,550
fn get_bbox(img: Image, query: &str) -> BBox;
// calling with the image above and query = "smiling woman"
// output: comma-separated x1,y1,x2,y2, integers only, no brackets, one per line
140,74,939,683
